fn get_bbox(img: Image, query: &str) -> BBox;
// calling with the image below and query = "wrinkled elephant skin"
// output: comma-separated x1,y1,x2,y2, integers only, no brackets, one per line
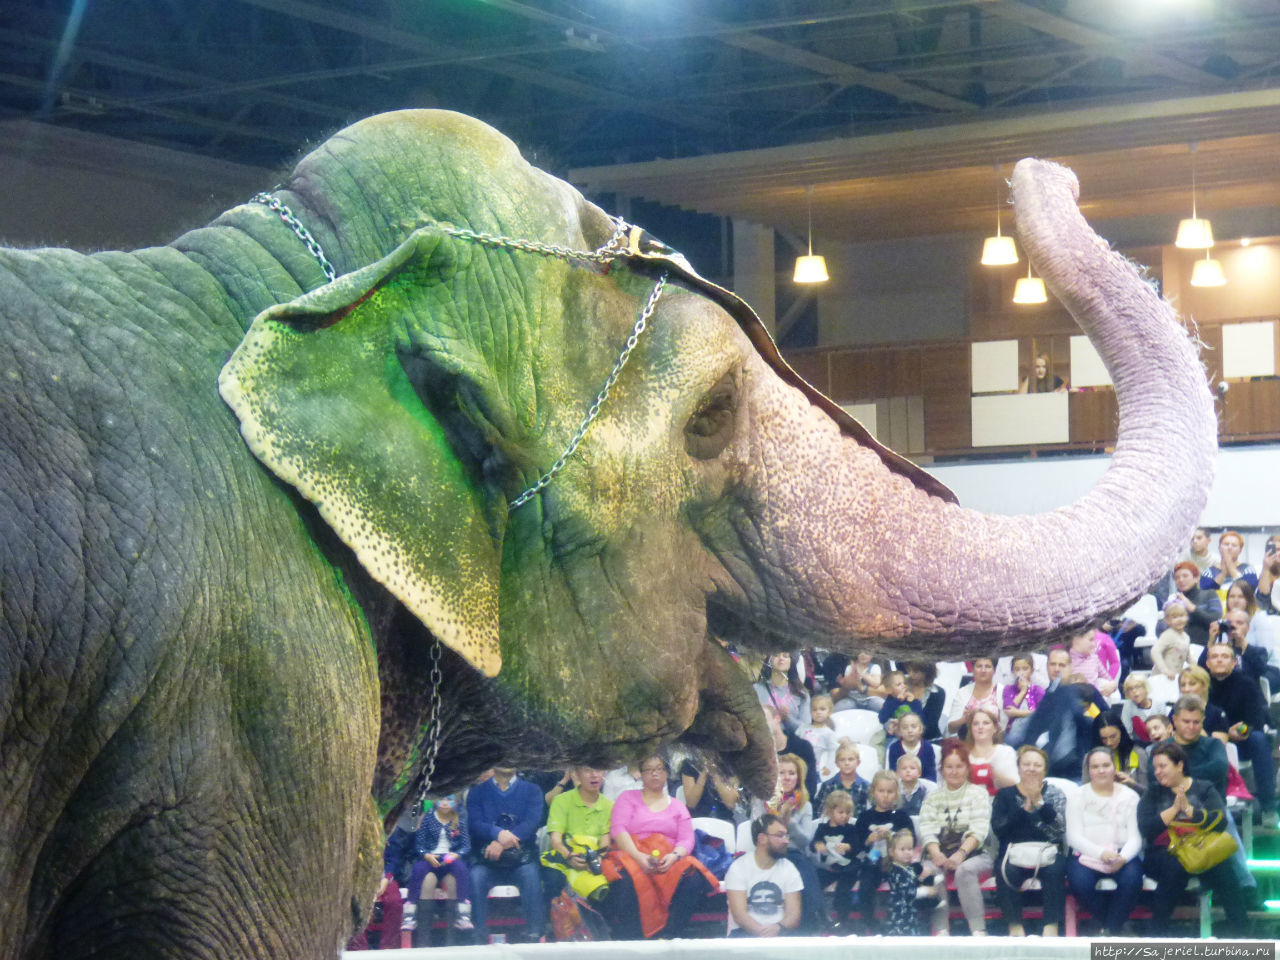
0,110,1214,958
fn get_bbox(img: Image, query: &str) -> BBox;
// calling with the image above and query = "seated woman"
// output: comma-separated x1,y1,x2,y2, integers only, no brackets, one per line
604,755,719,939
903,660,947,741
1137,742,1248,937
965,706,1018,796
409,793,471,946
1066,747,1144,937
991,745,1067,937
919,740,994,936
947,657,1004,736
1178,666,1230,741
754,651,811,734
1093,711,1148,794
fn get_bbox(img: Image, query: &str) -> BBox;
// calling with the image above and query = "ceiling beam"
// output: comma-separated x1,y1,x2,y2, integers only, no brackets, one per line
986,0,1225,87
233,0,733,136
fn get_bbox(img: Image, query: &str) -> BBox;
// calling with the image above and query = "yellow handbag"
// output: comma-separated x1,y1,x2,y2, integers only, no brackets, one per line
1167,810,1238,874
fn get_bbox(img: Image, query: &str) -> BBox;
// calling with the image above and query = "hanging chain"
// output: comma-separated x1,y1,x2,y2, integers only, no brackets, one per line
246,193,665,511
249,192,337,283
414,638,445,814
509,272,666,509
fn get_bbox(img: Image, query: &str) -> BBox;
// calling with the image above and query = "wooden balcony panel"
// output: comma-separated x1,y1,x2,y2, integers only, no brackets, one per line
1068,389,1118,445
1221,379,1280,437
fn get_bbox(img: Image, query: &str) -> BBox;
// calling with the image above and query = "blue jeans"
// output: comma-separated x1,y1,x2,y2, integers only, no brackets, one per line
470,858,545,941
1066,854,1143,931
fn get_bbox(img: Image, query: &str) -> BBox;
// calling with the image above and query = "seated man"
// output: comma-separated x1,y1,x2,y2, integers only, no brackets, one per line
724,814,803,937
1206,644,1277,828
541,766,613,901
467,767,545,944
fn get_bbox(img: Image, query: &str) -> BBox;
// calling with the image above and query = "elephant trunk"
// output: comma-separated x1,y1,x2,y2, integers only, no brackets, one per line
729,159,1216,658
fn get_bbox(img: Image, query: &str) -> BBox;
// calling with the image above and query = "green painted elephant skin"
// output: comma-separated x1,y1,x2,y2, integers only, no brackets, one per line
1,110,1214,957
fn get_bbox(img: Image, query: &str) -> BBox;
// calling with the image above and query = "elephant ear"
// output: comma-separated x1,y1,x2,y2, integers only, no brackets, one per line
219,227,502,676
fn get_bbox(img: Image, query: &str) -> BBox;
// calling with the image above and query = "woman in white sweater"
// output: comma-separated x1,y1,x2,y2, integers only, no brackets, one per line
1065,747,1144,936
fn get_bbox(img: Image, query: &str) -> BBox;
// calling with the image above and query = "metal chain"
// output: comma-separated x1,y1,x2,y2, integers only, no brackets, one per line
250,192,337,283
414,637,445,815
246,190,662,511
509,272,667,509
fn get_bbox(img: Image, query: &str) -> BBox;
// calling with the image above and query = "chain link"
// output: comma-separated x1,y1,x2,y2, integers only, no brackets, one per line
414,637,445,815
439,215,629,266
250,192,337,283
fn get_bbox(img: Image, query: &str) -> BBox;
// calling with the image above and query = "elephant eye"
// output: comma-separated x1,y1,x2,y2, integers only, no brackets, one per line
684,371,737,460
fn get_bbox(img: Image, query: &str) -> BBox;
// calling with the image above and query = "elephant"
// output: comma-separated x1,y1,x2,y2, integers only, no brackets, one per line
0,108,1214,958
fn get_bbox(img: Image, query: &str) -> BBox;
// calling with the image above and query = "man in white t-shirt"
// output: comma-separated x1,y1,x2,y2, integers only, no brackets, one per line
724,814,803,936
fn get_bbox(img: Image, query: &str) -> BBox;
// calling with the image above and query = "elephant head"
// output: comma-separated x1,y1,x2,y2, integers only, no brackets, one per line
219,110,1214,800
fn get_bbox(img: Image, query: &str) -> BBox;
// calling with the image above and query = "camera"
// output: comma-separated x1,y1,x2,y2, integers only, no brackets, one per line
1215,618,1234,639
582,848,603,875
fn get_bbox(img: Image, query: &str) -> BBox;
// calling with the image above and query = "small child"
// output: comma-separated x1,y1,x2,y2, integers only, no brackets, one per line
814,743,870,816
810,790,860,929
851,771,915,933
1002,654,1045,725
877,670,924,735
1151,599,1193,679
1119,674,1166,743
887,713,937,783
1143,714,1171,767
896,753,935,816
797,693,842,780
883,828,935,936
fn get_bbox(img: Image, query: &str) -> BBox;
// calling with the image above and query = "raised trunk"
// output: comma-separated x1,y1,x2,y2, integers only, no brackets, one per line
724,159,1216,658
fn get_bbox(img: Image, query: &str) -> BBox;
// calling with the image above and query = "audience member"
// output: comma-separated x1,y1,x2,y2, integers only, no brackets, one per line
796,693,841,780
850,770,915,933
467,768,545,944
1201,530,1257,594
904,660,948,740
724,814,802,937
831,651,887,712
948,656,1004,735
1205,607,1280,690
814,741,870,816
679,756,743,824
888,712,937,783
1178,667,1230,741
1066,747,1144,937
542,766,612,902
1068,629,1118,699
1119,674,1166,743
1226,580,1279,677
883,828,940,935
991,745,1067,937
1142,714,1171,760
1151,598,1193,679
919,740,994,936
755,652,811,734
1044,648,1071,693
878,669,925,735
1006,678,1105,779
603,764,643,801
1092,711,1147,794
809,790,860,931
763,704,819,799
1205,643,1277,827
1172,561,1222,647
965,706,1018,796
1019,353,1066,393
605,755,718,939
896,753,936,815
1182,527,1219,576
1138,742,1248,938
409,793,471,946
1257,534,1279,614
750,753,824,933
1002,654,1044,740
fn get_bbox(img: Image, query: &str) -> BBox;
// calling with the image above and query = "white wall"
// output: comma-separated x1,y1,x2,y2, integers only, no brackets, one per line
928,443,1280,532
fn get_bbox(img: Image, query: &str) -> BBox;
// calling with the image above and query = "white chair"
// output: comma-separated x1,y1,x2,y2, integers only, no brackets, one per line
1045,776,1080,803
831,708,882,744
735,819,753,854
691,816,736,856
856,749,881,782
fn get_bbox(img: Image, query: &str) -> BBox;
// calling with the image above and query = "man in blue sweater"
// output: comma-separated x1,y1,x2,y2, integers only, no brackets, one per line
467,768,545,943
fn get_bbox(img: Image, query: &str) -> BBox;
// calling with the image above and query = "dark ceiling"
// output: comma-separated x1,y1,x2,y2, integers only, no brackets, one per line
6,0,1280,180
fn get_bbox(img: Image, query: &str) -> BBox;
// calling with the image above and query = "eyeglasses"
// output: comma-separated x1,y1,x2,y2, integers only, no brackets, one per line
765,831,789,840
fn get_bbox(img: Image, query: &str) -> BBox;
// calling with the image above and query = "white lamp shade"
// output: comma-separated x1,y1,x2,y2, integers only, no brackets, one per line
1175,217,1215,249
793,254,829,283
1012,275,1048,304
980,234,1019,266
1190,255,1226,287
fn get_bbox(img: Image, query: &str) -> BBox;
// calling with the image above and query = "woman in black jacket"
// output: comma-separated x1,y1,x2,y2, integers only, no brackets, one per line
1137,741,1247,937
991,745,1067,937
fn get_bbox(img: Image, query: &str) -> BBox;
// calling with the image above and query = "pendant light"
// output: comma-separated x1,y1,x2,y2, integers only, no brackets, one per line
793,185,829,284
1175,142,1214,249
980,172,1018,266
1012,263,1047,304
1190,249,1226,287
